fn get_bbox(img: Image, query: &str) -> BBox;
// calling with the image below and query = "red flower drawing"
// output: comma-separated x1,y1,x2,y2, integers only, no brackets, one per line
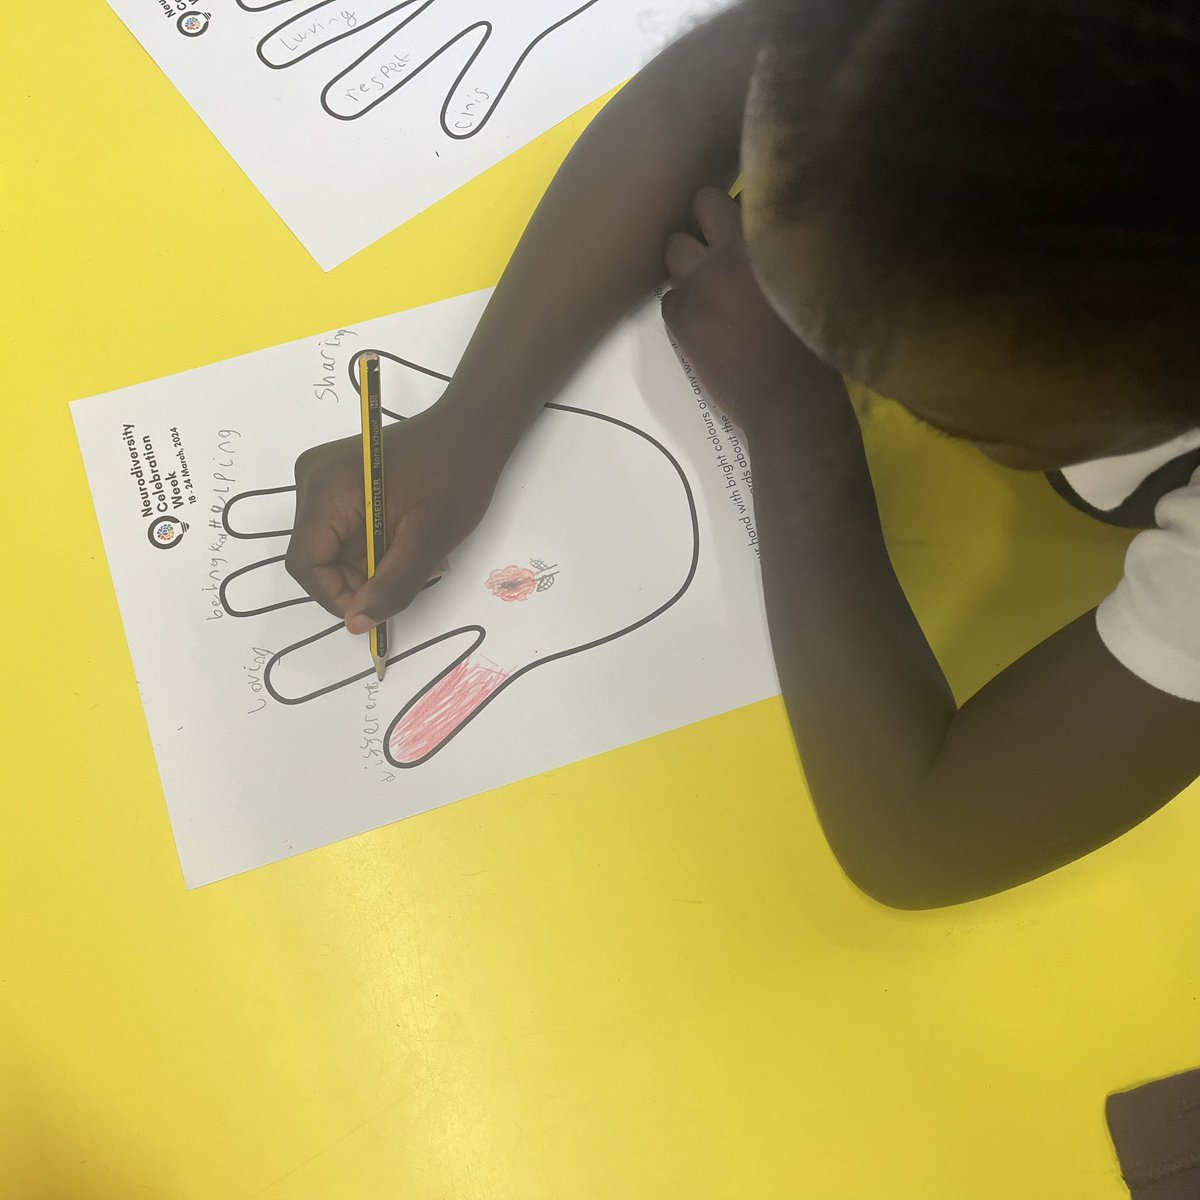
486,565,538,602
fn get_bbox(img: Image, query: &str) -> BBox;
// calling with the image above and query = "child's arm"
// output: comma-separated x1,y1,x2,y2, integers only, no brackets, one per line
287,4,761,627
666,190,1200,910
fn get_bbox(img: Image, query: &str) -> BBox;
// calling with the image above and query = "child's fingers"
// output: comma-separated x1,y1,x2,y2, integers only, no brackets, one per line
287,559,359,620
660,286,698,347
690,187,742,245
285,505,357,616
343,524,451,632
664,231,706,285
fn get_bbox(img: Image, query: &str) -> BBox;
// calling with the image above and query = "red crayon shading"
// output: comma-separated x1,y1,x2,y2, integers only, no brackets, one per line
390,657,511,764
485,564,537,602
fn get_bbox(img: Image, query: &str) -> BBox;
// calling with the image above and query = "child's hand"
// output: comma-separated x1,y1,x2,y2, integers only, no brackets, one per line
661,188,842,434
287,400,498,632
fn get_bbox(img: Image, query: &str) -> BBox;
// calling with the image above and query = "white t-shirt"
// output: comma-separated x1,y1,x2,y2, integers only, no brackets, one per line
1052,428,1200,702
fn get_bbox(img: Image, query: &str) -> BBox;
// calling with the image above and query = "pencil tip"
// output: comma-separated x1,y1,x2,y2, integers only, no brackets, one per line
375,661,385,682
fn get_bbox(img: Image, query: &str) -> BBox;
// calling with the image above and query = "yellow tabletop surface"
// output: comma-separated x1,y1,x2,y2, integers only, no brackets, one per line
3,5,1199,1198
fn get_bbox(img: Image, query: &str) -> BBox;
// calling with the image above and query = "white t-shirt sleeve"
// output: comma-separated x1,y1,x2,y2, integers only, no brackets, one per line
1096,463,1200,702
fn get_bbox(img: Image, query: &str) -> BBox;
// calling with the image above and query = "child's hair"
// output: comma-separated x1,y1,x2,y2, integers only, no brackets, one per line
751,0,1200,418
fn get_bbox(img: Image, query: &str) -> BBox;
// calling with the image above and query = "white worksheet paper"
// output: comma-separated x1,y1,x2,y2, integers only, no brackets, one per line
72,292,778,886
104,0,729,268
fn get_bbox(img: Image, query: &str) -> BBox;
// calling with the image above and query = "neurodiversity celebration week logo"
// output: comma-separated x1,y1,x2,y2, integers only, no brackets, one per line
148,515,189,550
177,11,211,37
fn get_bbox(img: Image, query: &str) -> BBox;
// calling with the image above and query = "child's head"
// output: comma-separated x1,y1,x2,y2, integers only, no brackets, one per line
740,0,1200,468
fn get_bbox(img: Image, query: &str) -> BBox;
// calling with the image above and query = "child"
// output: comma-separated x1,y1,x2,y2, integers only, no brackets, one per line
283,0,1200,908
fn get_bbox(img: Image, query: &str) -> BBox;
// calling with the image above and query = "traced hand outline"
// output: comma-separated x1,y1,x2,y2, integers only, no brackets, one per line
218,347,700,768
236,0,603,136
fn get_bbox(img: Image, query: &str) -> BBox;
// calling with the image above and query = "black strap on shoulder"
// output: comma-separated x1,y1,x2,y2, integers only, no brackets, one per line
1046,446,1200,530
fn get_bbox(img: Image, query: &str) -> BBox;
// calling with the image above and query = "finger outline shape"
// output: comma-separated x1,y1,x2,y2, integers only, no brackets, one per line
256,0,428,70
220,554,316,619
438,0,602,140
265,620,485,705
222,484,298,540
318,0,603,133
321,12,487,122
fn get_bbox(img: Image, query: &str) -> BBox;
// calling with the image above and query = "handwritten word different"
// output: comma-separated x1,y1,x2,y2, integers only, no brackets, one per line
361,680,396,783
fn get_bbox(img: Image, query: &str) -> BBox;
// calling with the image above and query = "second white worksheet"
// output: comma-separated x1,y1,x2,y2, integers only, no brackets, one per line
105,0,731,268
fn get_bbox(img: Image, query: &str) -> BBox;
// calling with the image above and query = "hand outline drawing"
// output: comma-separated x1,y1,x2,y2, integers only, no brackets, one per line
236,0,604,136
218,346,699,768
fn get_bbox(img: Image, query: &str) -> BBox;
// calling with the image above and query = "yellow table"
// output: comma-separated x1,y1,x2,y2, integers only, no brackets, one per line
4,5,1198,1197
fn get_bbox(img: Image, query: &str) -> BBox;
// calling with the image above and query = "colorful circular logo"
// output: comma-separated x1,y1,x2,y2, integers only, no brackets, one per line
177,12,210,37
148,515,189,549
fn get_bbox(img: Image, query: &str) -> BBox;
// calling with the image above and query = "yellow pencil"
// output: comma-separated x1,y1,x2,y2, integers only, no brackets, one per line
359,351,388,681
